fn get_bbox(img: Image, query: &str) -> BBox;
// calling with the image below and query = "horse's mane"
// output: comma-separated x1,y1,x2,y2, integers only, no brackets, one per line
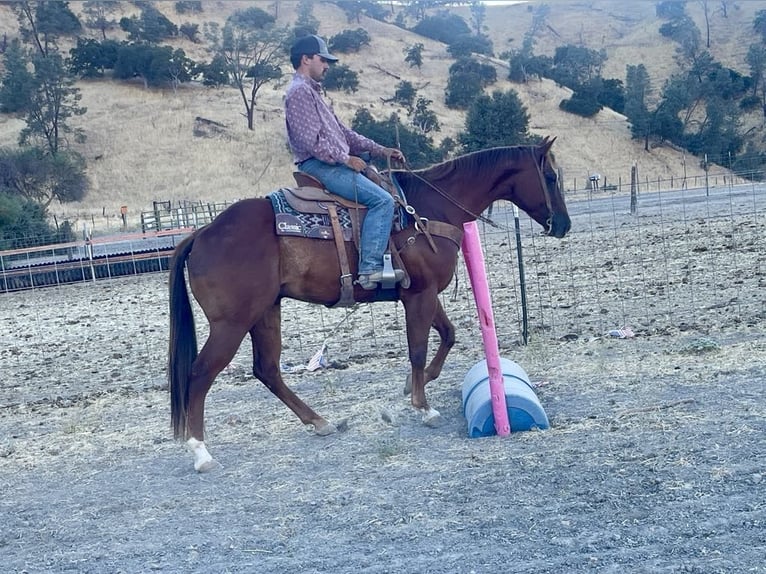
407,145,534,185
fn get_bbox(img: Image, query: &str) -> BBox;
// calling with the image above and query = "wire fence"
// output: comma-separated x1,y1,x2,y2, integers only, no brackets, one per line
44,164,757,236
2,180,764,367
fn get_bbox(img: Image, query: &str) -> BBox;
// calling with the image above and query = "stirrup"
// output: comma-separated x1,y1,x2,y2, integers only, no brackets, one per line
379,253,399,289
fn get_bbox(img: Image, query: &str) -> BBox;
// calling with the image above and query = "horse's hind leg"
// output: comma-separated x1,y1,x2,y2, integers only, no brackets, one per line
404,299,455,396
250,303,337,435
186,322,249,471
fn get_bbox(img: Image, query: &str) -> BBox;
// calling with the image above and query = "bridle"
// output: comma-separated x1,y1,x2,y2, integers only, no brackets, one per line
529,147,556,234
391,147,557,234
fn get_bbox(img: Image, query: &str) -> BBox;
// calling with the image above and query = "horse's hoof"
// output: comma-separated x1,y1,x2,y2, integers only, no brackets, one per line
313,421,337,436
187,437,218,473
422,408,443,428
403,374,412,396
195,458,220,473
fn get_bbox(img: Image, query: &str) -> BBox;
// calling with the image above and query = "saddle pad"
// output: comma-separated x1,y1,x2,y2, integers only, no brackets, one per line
268,188,353,241
267,188,412,241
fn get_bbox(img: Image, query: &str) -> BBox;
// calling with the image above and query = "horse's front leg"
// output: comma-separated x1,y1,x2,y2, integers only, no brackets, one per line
404,299,455,396
403,293,443,427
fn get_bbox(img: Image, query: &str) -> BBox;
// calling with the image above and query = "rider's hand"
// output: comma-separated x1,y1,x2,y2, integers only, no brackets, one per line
345,156,367,172
386,148,406,164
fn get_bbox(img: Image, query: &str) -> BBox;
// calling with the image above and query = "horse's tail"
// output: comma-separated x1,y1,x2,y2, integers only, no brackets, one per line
168,233,197,440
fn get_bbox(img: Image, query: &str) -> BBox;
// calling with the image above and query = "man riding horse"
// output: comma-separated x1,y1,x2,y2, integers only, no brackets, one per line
284,34,405,291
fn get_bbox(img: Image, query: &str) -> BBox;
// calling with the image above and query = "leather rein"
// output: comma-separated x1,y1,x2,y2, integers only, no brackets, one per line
389,147,555,235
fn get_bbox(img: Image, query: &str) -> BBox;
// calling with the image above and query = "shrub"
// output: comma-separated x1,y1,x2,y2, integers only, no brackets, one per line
411,12,470,44
323,64,359,93
351,108,443,168
447,34,493,58
445,57,497,109
328,28,371,53
559,91,602,117
179,23,200,43
404,43,424,68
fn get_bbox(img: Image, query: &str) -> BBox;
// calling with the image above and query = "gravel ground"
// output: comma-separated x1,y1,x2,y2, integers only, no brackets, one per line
1,270,764,573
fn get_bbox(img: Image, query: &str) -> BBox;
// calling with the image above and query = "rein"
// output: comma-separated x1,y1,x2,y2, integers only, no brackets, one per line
399,161,502,229
391,146,555,234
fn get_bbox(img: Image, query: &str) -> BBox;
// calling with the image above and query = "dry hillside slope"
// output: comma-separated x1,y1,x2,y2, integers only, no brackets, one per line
0,0,760,232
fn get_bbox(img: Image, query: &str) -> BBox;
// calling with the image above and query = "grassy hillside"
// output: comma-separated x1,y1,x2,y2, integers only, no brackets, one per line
0,0,762,233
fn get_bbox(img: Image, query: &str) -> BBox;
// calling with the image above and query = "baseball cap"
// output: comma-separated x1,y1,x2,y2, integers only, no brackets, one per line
290,34,338,62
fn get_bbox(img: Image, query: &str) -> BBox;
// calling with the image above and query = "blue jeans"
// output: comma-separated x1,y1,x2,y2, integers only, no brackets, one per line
299,159,394,275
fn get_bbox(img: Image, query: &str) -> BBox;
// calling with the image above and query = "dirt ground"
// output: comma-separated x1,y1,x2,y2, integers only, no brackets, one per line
1,256,764,574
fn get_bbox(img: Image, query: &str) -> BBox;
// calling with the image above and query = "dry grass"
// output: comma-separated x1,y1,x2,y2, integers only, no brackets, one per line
0,1,763,233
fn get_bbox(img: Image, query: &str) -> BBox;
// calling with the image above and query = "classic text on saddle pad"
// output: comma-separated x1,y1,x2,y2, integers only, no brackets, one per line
268,188,353,240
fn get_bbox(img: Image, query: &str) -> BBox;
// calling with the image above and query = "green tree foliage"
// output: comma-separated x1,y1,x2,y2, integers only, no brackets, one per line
0,39,35,114
328,28,371,53
392,80,416,110
336,1,389,24
559,90,602,118
746,43,766,104
204,17,287,129
82,1,120,40
624,63,652,150
113,44,194,89
295,0,319,37
469,1,486,35
0,147,88,208
508,50,552,83
505,4,550,83
597,78,625,113
411,11,470,44
323,63,359,93
350,108,443,168
659,15,701,59
227,5,275,29
550,44,605,90
179,23,200,43
194,53,230,87
446,33,493,58
401,1,455,23
0,191,75,249
119,4,178,43
11,1,82,57
410,96,440,135
458,89,530,152
648,52,747,163
444,57,496,109
68,37,120,78
404,43,424,68
0,1,90,243
18,50,87,155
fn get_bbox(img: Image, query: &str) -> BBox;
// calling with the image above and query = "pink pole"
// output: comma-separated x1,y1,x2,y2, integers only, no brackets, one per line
461,221,511,436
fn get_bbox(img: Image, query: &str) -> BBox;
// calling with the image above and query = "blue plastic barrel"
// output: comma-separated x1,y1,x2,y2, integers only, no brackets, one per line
462,358,550,438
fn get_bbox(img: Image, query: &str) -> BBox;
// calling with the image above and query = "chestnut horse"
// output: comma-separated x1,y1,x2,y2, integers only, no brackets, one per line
169,138,570,471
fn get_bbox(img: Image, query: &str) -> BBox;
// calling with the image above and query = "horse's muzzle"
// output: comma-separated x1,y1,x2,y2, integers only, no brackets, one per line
545,213,571,238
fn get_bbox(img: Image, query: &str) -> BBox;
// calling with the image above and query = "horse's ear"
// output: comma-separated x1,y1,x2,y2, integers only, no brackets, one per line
539,136,556,154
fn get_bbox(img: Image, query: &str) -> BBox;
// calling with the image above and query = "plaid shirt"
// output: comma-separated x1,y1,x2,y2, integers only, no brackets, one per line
284,73,386,165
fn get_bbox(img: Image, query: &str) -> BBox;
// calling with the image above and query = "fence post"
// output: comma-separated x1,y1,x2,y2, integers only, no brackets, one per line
630,163,638,214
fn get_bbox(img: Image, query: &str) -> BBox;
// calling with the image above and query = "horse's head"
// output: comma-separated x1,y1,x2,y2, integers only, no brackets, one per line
509,137,571,238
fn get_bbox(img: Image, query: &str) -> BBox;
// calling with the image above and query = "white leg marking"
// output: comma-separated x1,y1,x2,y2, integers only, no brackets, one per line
422,407,442,427
186,437,217,472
